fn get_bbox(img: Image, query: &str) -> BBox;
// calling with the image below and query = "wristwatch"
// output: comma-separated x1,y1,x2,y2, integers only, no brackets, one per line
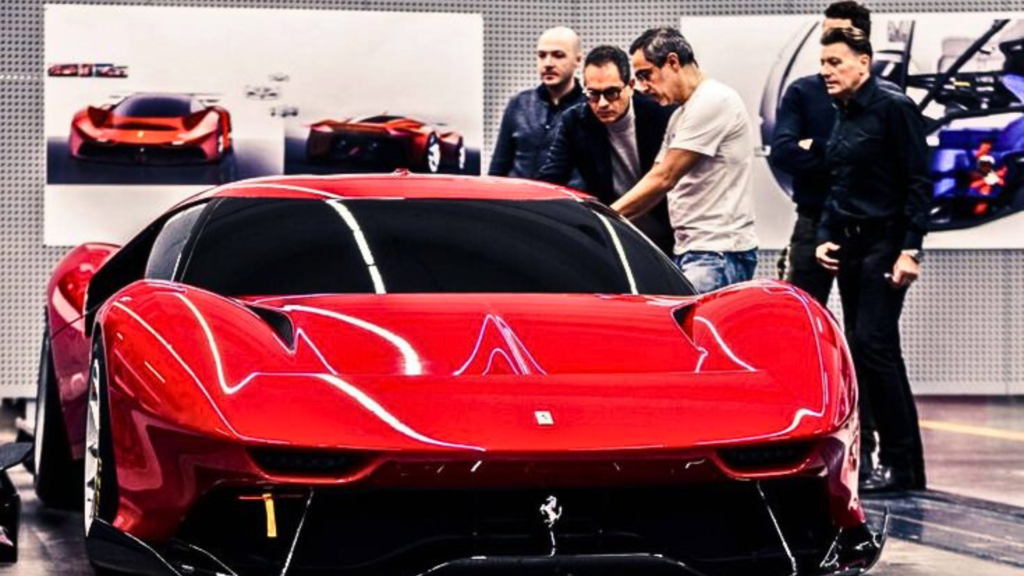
901,249,924,264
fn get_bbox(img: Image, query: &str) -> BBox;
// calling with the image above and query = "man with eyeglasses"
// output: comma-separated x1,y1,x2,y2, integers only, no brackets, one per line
536,45,677,255
489,26,586,185
612,27,757,293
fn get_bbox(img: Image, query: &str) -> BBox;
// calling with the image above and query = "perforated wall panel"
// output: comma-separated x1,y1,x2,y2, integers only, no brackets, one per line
1,0,1021,396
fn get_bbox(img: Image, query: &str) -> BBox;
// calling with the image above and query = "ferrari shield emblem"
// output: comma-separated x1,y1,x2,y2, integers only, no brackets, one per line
535,410,554,426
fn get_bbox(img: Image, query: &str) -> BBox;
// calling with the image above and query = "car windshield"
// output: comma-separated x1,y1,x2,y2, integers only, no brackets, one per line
178,197,694,297
360,115,404,123
115,95,193,118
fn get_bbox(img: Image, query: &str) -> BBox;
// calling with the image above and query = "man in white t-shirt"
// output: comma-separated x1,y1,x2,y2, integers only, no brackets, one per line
612,27,758,293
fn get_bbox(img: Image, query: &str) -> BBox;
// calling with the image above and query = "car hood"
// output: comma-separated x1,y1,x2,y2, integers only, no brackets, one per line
104,288,838,452
216,293,831,450
242,293,704,376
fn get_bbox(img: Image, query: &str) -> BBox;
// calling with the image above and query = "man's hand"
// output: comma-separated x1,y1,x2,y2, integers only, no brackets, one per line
612,149,703,219
888,253,920,288
815,242,841,272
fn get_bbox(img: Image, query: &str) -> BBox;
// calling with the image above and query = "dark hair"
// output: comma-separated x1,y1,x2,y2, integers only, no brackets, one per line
821,26,873,58
824,1,872,37
584,45,631,83
629,27,697,67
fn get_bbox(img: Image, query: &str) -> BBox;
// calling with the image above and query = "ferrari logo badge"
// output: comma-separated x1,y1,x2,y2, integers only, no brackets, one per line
539,495,562,528
539,495,562,556
535,410,554,426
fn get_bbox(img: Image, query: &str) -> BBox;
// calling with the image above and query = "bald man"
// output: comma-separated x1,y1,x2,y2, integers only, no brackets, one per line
489,26,586,183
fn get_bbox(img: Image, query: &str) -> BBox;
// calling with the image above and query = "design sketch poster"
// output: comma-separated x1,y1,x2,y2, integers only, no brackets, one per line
45,5,483,245
684,13,1024,248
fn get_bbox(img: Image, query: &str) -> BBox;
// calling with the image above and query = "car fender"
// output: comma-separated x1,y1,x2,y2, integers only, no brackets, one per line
46,243,120,457
681,280,856,436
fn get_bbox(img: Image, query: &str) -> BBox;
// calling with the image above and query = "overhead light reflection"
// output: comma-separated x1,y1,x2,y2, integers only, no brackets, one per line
329,201,386,294
693,316,755,372
110,302,239,436
595,213,638,294
216,182,343,199
318,374,483,451
454,314,546,376
144,361,166,383
175,293,236,393
283,305,422,376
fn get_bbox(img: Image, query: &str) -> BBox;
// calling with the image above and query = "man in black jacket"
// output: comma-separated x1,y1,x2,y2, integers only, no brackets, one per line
537,45,676,254
770,1,875,306
770,2,901,489
816,26,930,492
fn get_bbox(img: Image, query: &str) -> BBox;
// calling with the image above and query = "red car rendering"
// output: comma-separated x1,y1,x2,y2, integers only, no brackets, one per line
306,115,465,174
34,173,883,576
68,93,231,164
47,63,83,77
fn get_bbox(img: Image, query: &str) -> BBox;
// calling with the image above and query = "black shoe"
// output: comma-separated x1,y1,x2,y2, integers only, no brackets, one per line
860,465,899,493
858,452,877,482
861,464,920,494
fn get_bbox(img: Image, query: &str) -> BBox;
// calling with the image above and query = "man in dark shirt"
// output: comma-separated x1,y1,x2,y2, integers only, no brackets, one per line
489,27,586,183
816,26,930,492
537,45,676,254
770,2,901,485
771,1,874,306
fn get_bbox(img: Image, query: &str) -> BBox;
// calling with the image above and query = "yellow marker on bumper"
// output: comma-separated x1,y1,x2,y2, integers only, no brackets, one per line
263,493,277,538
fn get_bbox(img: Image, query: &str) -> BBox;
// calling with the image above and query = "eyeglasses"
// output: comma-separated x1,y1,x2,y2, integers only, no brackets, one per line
585,86,625,103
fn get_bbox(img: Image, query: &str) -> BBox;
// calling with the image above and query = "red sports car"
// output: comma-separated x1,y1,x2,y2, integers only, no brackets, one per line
34,174,883,576
47,63,82,77
306,115,465,174
68,93,232,164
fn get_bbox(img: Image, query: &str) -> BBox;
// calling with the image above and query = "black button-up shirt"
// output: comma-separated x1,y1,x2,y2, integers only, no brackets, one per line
818,76,931,249
488,82,585,183
769,74,835,211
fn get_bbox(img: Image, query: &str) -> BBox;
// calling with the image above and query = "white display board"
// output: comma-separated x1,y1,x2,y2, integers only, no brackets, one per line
683,13,1024,248
44,5,483,246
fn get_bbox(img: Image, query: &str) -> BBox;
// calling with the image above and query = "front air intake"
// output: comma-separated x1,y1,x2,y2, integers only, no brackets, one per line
249,448,369,477
717,441,816,473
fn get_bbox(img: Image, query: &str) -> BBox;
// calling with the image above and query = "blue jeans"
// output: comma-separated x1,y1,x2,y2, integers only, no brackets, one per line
674,249,758,294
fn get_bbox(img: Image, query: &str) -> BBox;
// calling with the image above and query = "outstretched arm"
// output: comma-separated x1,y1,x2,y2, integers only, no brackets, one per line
612,148,703,218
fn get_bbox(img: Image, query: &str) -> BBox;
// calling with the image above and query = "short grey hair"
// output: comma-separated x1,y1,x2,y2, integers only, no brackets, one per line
629,27,697,67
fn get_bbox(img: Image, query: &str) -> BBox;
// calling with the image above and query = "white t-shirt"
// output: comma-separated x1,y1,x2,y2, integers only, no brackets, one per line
657,78,758,254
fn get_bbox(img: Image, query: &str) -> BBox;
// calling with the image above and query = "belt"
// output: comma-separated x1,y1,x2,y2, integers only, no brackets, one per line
835,218,901,239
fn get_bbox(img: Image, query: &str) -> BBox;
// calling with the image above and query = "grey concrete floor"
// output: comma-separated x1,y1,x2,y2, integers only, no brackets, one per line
1,397,1023,575
917,397,1024,508
875,538,1024,575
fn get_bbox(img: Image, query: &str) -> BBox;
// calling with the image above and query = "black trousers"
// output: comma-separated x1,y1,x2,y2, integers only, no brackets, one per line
835,225,926,488
785,208,835,307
